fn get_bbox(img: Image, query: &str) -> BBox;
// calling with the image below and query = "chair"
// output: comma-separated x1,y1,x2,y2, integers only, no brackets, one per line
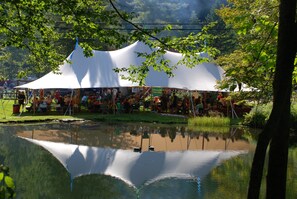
39,102,47,113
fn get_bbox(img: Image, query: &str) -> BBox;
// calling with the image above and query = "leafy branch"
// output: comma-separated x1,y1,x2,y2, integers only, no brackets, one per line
0,164,15,199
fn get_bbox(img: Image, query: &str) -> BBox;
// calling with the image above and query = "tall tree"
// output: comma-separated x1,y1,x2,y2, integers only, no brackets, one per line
204,0,237,56
216,0,280,101
0,0,131,77
0,0,222,79
248,0,297,198
2,1,296,197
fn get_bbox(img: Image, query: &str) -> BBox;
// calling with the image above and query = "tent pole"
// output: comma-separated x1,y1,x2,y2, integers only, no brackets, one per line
229,98,238,119
0,99,6,119
0,90,5,118
70,89,74,115
64,89,74,116
33,90,36,114
112,88,117,115
189,90,196,117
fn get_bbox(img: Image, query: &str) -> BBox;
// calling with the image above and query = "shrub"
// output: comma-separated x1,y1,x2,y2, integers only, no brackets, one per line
243,102,297,130
0,164,16,199
290,103,297,130
242,103,272,128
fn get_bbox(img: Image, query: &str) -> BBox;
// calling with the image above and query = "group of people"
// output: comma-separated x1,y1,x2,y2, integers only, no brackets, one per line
18,89,80,113
152,91,190,114
80,88,142,114
150,90,228,116
16,88,228,116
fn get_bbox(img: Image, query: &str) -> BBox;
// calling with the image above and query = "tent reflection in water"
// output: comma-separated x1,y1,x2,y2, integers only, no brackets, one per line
16,41,225,91
20,137,247,189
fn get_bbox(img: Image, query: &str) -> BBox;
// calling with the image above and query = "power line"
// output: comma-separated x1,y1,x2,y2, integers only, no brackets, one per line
54,21,206,26
55,26,229,31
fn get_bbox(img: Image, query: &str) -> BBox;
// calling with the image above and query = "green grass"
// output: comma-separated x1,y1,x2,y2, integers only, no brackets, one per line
187,116,234,134
0,99,242,127
0,99,187,124
188,116,231,127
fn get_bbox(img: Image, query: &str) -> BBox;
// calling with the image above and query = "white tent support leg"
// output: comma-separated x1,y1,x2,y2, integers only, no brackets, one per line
230,99,238,119
142,87,151,98
18,105,24,117
64,89,74,116
33,90,37,114
1,99,7,119
189,90,196,117
0,91,6,118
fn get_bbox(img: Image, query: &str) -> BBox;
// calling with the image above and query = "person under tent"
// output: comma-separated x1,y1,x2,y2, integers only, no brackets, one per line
17,90,26,111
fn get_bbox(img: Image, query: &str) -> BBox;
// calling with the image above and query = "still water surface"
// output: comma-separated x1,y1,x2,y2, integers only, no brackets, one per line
0,122,296,199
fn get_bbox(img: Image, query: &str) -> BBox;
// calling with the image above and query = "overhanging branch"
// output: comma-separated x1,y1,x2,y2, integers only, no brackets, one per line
108,0,169,48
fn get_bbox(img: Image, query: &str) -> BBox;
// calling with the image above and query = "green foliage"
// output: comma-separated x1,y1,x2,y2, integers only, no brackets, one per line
120,0,216,37
289,103,297,133
205,153,269,199
215,0,282,101
287,148,297,197
0,165,16,199
242,103,272,128
243,111,267,129
243,102,297,130
204,0,238,57
0,0,131,77
0,0,226,84
116,22,219,85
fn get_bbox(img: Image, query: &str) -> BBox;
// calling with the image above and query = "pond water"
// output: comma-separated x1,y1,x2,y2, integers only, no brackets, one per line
0,122,296,199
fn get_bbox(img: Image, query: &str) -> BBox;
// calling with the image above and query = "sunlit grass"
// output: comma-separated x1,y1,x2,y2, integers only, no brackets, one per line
0,99,16,119
0,99,242,127
0,99,187,124
188,116,231,127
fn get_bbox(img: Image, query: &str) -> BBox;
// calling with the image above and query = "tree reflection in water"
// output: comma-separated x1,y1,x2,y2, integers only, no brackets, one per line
0,122,296,198
14,122,255,152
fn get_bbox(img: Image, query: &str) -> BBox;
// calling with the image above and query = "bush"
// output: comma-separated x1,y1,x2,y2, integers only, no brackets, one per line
0,164,16,199
290,103,297,130
243,102,297,130
243,111,267,128
242,103,272,128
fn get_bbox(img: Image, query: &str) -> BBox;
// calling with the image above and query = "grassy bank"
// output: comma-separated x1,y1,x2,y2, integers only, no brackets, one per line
188,116,231,127
0,100,188,124
187,116,242,133
0,99,242,125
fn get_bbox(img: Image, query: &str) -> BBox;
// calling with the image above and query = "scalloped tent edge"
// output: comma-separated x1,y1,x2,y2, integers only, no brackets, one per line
20,137,247,188
16,41,225,91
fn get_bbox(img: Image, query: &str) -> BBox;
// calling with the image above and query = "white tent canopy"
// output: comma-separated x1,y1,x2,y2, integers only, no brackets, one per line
16,41,225,91
21,137,246,188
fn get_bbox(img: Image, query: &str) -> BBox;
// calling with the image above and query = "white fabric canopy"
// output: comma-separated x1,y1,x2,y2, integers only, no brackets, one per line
21,137,246,188
17,41,225,91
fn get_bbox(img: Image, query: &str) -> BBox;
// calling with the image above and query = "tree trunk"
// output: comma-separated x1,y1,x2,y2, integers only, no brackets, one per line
248,0,297,198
